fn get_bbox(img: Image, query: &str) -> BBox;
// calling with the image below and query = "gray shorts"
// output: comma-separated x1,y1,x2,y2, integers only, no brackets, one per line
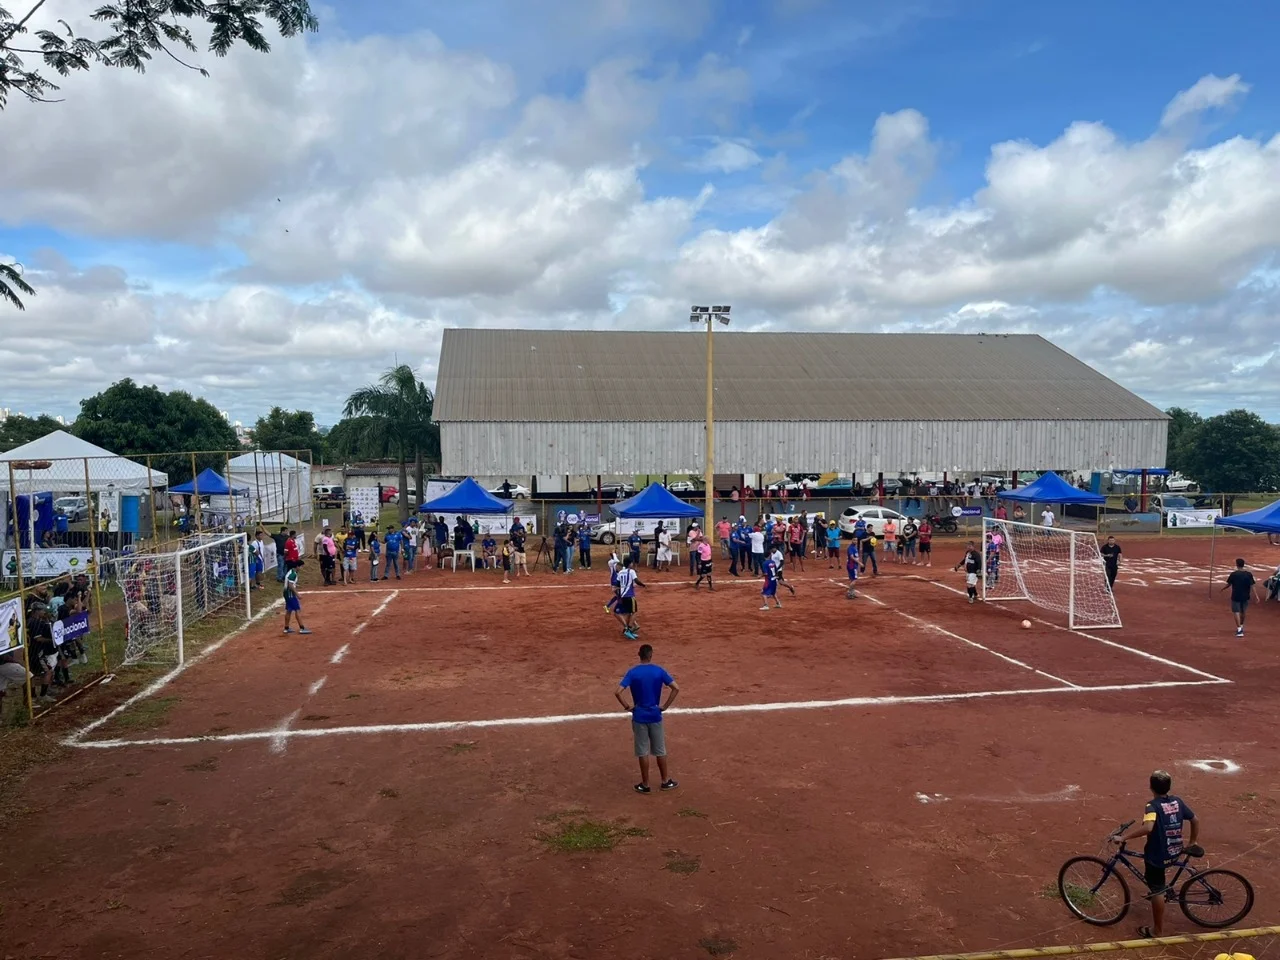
632,720,666,757
1231,599,1249,614
343,557,357,572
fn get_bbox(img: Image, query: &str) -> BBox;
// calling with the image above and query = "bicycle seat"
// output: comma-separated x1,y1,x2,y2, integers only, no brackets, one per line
1186,844,1205,858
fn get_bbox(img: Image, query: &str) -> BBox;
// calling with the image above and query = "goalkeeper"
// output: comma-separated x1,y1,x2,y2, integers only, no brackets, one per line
283,561,312,635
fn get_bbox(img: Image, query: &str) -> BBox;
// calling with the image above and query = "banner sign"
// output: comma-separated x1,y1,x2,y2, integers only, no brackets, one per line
468,515,537,536
959,506,985,517
3,549,97,579
52,611,91,648
0,598,23,655
616,518,683,536
423,480,460,504
99,489,121,533
348,488,381,528
1167,509,1222,528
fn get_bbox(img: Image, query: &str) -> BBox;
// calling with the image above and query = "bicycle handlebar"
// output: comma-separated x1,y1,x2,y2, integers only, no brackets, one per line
1110,820,1135,840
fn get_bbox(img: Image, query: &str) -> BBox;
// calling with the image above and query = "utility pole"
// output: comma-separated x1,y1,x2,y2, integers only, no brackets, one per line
689,305,731,543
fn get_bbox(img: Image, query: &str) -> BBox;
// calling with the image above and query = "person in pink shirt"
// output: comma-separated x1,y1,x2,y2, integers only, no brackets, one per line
693,536,714,590
715,518,731,557
788,515,806,571
773,518,789,556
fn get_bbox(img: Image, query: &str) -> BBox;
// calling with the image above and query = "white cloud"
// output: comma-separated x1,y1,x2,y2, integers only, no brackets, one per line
1161,73,1250,129
693,139,763,173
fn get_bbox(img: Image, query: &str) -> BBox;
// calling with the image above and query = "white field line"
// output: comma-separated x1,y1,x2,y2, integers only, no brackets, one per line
329,644,350,664
270,709,301,754
61,599,283,747
912,576,1231,683
351,589,399,634
69,678,1231,750
308,677,327,696
859,589,1079,689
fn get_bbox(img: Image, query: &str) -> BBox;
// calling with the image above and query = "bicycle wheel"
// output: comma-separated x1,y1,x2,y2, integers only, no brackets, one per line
1058,857,1131,925
1178,869,1254,927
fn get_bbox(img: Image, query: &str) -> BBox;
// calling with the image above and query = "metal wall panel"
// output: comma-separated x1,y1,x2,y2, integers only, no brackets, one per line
442,419,1168,476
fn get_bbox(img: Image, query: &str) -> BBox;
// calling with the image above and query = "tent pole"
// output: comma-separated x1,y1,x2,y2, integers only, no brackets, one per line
1208,523,1217,599
9,461,35,722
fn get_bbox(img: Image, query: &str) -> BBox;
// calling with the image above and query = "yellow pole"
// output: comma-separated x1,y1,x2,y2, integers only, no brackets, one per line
878,924,1280,960
83,457,108,672
704,315,715,544
146,454,158,545
191,452,203,537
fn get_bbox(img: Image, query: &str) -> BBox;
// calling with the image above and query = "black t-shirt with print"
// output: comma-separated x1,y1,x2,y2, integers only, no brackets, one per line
1100,542,1122,570
963,550,982,574
510,531,526,553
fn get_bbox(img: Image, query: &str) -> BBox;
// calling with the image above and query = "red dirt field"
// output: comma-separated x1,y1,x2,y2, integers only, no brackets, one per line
3,536,1279,960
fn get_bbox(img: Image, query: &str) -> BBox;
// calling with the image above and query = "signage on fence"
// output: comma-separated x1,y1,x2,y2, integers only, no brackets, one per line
51,611,90,647
616,518,683,536
958,506,985,517
3,549,97,579
348,487,381,528
468,515,537,536
1167,509,1222,528
0,598,23,655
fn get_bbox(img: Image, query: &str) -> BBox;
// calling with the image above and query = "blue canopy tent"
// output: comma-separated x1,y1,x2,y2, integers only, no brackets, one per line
611,483,705,520
998,471,1106,505
1208,499,1280,594
417,477,514,515
170,468,249,497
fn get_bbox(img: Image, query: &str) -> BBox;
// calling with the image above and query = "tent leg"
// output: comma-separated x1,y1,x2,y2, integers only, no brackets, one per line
1208,523,1217,599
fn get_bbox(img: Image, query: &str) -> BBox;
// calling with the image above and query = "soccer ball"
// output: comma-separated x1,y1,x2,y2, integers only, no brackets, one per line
1021,619,1032,629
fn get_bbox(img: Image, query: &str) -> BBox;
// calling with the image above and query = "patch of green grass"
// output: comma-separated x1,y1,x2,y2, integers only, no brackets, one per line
677,807,708,819
664,850,701,874
537,818,650,853
698,936,738,956
1058,882,1098,911
1039,880,1062,900
110,696,180,731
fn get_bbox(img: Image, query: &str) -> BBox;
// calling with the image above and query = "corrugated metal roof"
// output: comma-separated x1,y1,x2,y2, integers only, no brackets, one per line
435,329,1167,424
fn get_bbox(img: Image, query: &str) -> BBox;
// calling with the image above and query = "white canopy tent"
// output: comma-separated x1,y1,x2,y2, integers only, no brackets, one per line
227,452,312,524
0,430,168,492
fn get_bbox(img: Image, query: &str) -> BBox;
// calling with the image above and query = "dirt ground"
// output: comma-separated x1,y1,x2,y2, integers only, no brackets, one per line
3,536,1279,960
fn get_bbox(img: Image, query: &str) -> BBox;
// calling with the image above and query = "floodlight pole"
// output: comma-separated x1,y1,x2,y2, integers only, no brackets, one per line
691,305,731,543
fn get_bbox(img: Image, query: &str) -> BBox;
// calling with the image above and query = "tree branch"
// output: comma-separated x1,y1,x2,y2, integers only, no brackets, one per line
16,0,49,30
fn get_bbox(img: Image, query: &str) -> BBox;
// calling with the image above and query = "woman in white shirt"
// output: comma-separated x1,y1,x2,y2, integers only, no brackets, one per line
656,528,672,571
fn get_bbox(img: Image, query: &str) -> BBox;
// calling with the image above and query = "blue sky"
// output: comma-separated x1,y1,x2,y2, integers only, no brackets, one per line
2,0,1279,425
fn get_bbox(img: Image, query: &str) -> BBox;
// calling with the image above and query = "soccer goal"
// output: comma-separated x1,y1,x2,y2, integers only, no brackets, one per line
115,533,252,665
982,518,1122,630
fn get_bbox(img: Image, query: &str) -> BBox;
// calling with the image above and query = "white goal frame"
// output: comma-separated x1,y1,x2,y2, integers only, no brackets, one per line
117,533,252,665
982,518,1122,630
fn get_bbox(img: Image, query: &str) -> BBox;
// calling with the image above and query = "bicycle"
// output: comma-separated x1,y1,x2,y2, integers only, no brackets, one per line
1057,820,1254,928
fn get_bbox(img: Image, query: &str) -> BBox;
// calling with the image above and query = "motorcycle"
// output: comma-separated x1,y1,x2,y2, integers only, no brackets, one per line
923,513,959,534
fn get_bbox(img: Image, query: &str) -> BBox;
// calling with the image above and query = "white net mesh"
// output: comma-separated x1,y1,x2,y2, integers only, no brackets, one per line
983,518,1122,630
115,533,249,664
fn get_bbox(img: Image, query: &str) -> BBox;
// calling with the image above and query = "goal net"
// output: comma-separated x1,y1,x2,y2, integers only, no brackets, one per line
982,519,1121,630
114,533,251,665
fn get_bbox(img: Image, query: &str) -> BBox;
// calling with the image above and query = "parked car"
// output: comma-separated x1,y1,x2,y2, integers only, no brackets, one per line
489,481,531,499
667,480,697,493
53,496,89,522
599,482,636,498
837,505,913,537
766,477,819,493
1165,474,1198,493
313,485,346,507
380,486,399,504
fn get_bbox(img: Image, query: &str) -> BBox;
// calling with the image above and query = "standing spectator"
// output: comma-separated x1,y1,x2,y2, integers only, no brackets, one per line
251,530,266,590
1100,536,1122,591
383,525,403,580
578,521,593,570
553,518,570,574
564,522,577,574
902,518,919,565
788,516,805,572
367,532,381,582
614,643,679,793
1221,558,1259,638
656,525,673,572
434,516,449,567
342,527,359,584
1040,507,1056,528
404,520,418,572
716,517,731,557
319,528,337,586
284,530,301,569
510,523,528,578
825,520,841,568
686,523,702,576
627,529,642,569
995,502,1008,522
882,518,897,563
748,522,766,576
271,526,289,581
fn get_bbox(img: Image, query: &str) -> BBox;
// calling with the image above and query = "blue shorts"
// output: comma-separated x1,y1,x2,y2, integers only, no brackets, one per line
610,572,619,586
847,567,859,582
285,594,301,612
251,559,263,576
762,582,777,597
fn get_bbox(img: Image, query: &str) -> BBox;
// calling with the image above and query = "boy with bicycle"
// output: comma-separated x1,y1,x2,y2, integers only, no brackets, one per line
1110,770,1200,939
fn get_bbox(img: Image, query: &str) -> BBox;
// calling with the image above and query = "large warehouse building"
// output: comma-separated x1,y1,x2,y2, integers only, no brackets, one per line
434,329,1167,477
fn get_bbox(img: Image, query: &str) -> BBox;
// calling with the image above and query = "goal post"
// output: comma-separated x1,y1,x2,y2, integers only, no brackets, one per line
112,533,252,665
982,518,1122,630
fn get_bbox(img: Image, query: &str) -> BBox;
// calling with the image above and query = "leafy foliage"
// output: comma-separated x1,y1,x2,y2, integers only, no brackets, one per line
343,366,439,519
251,406,323,459
0,412,63,451
72,378,239,482
0,0,317,108
1163,406,1204,478
0,259,35,309
1178,409,1280,493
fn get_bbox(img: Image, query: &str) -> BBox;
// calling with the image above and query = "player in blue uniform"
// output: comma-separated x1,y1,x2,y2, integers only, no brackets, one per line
613,557,647,639
845,540,863,600
760,553,782,610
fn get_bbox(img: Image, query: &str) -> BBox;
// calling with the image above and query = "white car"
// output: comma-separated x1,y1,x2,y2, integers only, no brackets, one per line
667,480,697,493
837,506,912,537
53,496,89,522
766,477,819,493
1165,474,1198,493
489,481,530,499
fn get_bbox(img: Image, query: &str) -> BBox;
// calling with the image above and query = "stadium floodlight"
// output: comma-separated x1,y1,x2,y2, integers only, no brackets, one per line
690,304,732,544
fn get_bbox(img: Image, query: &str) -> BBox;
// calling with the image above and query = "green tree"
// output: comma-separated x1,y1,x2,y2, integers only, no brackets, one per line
251,406,323,459
343,365,439,521
0,412,63,451
323,416,392,462
0,1,318,108
1180,409,1280,493
1,260,35,309
1164,406,1204,478
73,378,239,482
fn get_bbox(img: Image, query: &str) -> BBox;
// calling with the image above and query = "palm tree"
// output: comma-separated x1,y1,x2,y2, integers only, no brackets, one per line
344,365,440,521
1,261,35,310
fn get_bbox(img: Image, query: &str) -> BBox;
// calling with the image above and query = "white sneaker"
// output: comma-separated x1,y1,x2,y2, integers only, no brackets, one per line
1236,627,1244,637
760,604,770,610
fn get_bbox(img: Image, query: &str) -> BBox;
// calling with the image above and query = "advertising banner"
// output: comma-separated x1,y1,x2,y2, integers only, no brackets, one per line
99,489,121,533
3,549,97,579
1,598,23,655
348,487,381,528
52,611,91,648
423,480,460,504
1167,509,1222,528
617,517,683,536
468,514,537,536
